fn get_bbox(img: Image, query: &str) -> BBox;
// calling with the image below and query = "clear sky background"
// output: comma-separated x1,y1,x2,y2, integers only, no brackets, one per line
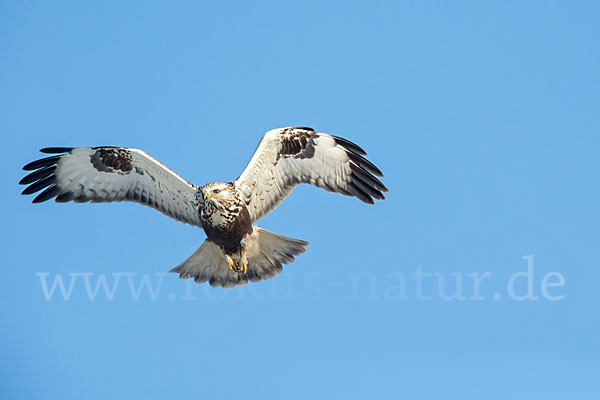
1,1,599,399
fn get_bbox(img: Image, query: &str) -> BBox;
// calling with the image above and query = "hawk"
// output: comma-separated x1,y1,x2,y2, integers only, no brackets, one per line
20,127,387,288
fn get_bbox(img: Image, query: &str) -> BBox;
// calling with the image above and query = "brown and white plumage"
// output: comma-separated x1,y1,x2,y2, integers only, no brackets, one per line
236,127,387,222
20,127,387,288
20,147,201,227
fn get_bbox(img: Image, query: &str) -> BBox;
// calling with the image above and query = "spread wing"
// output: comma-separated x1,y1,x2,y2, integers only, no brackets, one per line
235,127,388,223
20,147,202,227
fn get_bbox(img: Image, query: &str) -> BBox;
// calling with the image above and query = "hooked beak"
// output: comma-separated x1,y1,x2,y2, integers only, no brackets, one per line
204,191,211,199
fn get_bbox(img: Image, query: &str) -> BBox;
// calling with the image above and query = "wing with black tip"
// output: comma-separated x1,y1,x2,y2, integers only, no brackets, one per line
235,127,388,223
20,147,202,227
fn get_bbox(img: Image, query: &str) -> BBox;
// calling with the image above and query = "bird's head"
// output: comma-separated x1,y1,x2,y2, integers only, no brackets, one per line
201,182,235,208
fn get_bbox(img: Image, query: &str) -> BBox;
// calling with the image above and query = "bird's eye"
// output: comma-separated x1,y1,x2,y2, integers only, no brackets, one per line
213,189,220,194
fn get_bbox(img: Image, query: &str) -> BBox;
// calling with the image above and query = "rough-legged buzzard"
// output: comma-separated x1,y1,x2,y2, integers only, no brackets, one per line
20,127,387,288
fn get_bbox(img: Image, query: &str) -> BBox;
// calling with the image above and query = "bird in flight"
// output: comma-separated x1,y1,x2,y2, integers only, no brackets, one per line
20,127,387,288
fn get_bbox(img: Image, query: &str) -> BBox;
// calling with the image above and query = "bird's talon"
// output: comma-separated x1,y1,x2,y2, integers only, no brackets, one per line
228,259,247,274
229,259,238,273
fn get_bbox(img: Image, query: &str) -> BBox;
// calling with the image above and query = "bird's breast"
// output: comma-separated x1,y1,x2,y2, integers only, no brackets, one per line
200,200,252,254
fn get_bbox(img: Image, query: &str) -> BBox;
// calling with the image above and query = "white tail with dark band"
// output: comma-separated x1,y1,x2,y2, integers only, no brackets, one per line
170,227,309,288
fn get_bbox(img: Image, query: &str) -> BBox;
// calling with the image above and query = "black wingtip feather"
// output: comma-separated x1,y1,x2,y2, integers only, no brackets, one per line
20,149,71,202
55,192,74,203
21,175,55,195
332,135,367,156
348,182,375,205
352,176,385,201
22,155,62,171
350,163,388,193
19,165,56,185
290,126,315,132
40,147,74,154
346,151,384,177
32,185,60,203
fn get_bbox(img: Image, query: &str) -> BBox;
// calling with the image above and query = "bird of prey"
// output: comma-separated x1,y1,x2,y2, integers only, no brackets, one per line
20,126,387,288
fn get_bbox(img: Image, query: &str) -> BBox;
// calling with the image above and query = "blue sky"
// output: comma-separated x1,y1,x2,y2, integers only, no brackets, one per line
1,1,599,399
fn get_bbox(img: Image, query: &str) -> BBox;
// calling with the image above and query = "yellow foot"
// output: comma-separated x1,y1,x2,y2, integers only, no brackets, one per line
229,259,247,274
229,259,237,272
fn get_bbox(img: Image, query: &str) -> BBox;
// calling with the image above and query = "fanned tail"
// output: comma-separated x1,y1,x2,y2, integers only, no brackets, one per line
170,227,309,288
